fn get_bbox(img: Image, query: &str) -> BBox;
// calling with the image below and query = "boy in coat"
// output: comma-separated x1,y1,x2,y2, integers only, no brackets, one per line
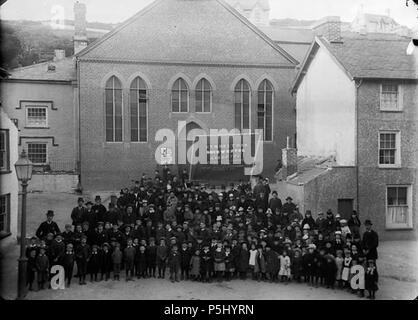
156,238,168,279
237,242,250,280
88,244,101,282
27,249,38,291
36,247,49,290
189,249,201,281
200,244,213,283
365,259,379,299
146,237,158,278
100,243,113,281
111,242,122,281
124,238,136,281
135,245,148,279
62,243,75,287
179,242,191,280
75,236,89,285
168,245,181,283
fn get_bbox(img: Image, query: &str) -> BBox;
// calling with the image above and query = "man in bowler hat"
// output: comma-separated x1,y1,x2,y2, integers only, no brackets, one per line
36,210,60,239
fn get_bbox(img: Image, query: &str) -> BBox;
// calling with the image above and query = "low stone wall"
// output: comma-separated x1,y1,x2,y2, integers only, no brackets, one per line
27,174,79,193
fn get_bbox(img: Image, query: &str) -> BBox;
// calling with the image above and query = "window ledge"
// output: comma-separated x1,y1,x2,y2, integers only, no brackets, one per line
379,110,403,113
378,165,402,169
0,170,12,175
385,227,414,231
25,127,50,129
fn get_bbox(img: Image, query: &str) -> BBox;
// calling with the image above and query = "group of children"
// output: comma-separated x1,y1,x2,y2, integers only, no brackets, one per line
29,171,379,299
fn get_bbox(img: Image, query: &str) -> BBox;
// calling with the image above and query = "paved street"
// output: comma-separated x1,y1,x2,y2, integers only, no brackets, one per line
1,192,417,300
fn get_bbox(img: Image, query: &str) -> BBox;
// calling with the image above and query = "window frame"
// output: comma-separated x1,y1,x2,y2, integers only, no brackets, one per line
257,80,274,142
130,77,148,143
195,78,212,114
380,82,403,112
378,130,401,168
234,79,252,131
0,130,10,173
171,78,189,114
27,142,48,165
0,194,11,235
25,105,48,128
105,76,124,143
385,185,413,230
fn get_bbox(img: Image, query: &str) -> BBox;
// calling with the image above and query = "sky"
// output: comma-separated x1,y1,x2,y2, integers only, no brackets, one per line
1,0,417,28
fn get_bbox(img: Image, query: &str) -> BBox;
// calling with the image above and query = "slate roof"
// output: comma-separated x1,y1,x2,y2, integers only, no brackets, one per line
285,156,336,186
259,26,314,43
78,0,298,66
7,57,76,82
292,33,416,92
228,0,270,11
321,35,415,79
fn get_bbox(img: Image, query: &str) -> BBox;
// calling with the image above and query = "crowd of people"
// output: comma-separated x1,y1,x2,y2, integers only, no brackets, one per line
28,169,380,299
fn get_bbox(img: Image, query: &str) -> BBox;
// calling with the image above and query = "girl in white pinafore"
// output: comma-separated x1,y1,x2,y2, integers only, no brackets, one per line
341,250,353,289
279,251,291,282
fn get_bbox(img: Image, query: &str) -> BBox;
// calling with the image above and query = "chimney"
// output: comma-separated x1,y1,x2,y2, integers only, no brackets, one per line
53,49,66,61
73,1,88,54
312,16,342,43
281,136,298,180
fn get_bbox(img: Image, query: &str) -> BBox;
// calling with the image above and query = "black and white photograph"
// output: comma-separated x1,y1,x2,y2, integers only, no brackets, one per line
0,0,417,304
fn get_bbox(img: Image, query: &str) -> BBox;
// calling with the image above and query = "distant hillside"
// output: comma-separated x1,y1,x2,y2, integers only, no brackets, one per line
0,20,113,69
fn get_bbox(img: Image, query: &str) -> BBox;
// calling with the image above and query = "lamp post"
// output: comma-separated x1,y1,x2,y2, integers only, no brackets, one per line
14,149,33,299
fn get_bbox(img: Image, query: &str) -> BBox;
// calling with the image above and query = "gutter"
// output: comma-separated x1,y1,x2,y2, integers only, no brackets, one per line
76,57,83,193
355,78,363,214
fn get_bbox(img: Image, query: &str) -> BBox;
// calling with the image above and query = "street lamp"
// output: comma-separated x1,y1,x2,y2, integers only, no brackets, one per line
14,149,33,299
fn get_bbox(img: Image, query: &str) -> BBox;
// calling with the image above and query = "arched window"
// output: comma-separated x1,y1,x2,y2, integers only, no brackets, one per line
258,80,273,141
105,76,123,142
172,78,189,113
195,78,212,113
130,77,148,142
234,79,251,130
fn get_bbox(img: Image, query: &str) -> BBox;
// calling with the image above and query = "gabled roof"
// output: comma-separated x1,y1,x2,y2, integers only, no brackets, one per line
77,0,298,66
292,33,416,93
6,58,76,82
258,26,314,44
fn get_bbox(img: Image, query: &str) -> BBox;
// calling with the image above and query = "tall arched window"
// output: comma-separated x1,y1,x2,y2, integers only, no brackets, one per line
172,78,189,113
234,79,251,130
130,77,148,142
195,78,212,113
258,80,273,141
105,76,123,142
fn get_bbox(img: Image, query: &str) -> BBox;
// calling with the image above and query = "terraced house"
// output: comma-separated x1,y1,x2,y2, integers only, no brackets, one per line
288,31,418,240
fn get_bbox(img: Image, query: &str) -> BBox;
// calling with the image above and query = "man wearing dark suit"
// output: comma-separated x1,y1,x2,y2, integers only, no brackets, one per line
36,210,60,239
362,219,379,261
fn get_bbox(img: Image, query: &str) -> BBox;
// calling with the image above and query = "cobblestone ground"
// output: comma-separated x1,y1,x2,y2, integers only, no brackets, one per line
1,192,417,300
